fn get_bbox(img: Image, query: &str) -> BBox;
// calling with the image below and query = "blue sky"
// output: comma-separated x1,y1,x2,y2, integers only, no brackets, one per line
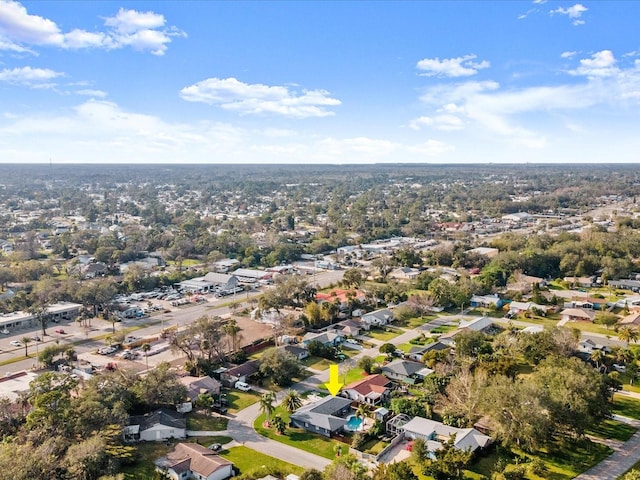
0,0,639,164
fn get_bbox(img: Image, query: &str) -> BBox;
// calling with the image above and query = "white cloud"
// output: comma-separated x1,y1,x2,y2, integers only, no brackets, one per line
561,51,577,58
551,3,588,25
75,89,107,98
180,77,341,118
417,54,490,77
569,50,619,77
416,49,640,149
408,114,464,131
103,8,165,34
0,1,183,55
407,140,455,156
0,65,63,86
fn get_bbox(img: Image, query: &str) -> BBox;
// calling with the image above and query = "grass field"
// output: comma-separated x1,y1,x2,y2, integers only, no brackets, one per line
226,390,260,413
586,418,637,442
220,446,304,478
301,355,333,371
613,394,640,420
367,327,404,341
186,412,228,431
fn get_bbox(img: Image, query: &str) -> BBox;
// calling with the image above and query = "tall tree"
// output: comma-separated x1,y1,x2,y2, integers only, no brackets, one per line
259,391,276,425
282,389,303,413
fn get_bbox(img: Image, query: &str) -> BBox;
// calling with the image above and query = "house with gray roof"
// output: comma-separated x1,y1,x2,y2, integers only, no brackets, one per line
290,396,352,437
301,331,344,348
125,408,186,442
400,416,491,453
381,359,433,384
155,443,233,480
361,308,394,329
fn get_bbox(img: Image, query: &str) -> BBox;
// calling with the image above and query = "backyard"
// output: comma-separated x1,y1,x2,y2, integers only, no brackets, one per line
225,390,260,413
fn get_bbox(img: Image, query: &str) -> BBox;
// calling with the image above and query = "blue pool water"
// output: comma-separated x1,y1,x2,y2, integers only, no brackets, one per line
345,415,363,431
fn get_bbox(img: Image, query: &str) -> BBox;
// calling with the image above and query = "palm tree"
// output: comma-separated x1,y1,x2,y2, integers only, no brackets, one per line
223,319,241,353
272,414,286,435
355,404,368,422
282,389,303,413
618,326,639,347
591,349,604,371
259,391,276,426
141,343,151,370
21,337,31,357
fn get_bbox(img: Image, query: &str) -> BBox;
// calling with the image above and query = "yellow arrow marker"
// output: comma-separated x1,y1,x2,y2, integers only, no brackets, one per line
325,364,344,396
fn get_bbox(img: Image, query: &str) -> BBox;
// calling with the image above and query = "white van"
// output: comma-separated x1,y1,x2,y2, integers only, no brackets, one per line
234,381,251,392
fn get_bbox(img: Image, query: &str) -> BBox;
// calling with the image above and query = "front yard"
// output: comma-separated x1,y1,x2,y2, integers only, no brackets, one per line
366,326,404,341
225,390,260,413
220,445,304,478
186,411,228,431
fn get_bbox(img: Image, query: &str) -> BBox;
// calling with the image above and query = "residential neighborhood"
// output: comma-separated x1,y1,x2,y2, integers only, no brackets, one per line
2,164,640,480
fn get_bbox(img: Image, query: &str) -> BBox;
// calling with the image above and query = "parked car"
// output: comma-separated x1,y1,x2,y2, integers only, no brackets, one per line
1,329,10,335
10,340,23,347
31,336,41,342
55,328,65,334
234,381,251,392
208,443,222,451
613,364,627,373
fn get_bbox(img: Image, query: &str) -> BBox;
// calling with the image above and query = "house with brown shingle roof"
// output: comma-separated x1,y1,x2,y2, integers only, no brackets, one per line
619,312,640,327
560,308,595,322
342,374,393,406
155,443,234,480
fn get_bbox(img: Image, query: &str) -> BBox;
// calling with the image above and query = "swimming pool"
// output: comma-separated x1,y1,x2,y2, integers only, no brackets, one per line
345,414,363,432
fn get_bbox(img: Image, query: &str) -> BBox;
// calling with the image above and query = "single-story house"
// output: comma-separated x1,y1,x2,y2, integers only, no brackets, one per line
220,360,260,387
361,308,394,329
568,297,606,310
381,359,433,384
333,319,363,337
315,289,366,311
301,331,344,348
578,338,611,354
179,375,222,400
342,374,393,406
212,258,240,273
389,267,421,281
619,312,640,327
155,443,233,480
506,274,546,294
290,396,352,437
281,345,310,361
401,416,491,453
125,409,186,442
560,308,595,322
609,280,640,292
438,317,494,347
406,341,449,362
508,301,548,315
470,295,504,309
564,276,596,288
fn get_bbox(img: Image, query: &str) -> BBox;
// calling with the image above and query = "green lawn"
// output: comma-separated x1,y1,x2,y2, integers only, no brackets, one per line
396,342,415,353
220,446,304,478
613,394,640,420
395,315,438,329
254,406,346,459
225,390,260,413
429,325,456,334
367,327,404,341
586,418,637,442
186,412,228,431
565,321,619,336
301,355,334,370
